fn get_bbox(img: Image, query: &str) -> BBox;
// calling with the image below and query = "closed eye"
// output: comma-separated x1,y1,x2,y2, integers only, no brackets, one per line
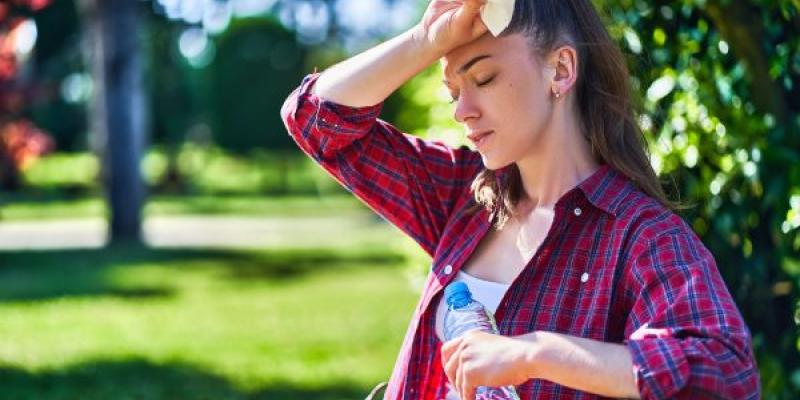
477,75,496,86
448,75,496,104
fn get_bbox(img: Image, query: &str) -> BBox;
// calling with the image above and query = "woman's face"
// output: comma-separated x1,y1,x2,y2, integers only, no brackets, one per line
441,33,555,170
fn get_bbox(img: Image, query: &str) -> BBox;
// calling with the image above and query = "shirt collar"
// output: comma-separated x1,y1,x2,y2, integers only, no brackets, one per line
495,163,632,219
575,164,633,218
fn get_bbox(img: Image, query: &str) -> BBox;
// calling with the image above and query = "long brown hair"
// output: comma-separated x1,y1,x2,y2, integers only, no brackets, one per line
471,0,681,228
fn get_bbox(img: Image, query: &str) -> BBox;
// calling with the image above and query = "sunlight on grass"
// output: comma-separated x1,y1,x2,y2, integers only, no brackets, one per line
20,148,347,196
2,149,434,398
0,247,420,398
0,195,368,221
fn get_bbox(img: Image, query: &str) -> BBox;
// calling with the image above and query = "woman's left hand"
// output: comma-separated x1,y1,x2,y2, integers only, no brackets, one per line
441,330,540,399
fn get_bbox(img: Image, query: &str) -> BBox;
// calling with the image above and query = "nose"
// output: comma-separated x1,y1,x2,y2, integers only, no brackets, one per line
453,92,480,124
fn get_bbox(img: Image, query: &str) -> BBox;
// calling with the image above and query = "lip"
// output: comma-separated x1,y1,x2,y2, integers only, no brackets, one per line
467,130,494,149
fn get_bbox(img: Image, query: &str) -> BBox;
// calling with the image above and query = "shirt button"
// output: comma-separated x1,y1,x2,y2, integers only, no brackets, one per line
444,264,453,275
574,207,583,216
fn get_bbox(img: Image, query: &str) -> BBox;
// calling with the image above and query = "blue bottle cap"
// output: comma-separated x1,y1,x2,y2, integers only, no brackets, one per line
444,281,473,309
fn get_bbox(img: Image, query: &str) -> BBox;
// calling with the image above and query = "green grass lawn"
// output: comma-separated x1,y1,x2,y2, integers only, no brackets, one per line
0,194,369,221
0,245,420,399
0,150,432,398
1,149,361,222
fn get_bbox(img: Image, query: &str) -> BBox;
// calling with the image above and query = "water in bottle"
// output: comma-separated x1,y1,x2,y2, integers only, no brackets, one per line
443,281,520,400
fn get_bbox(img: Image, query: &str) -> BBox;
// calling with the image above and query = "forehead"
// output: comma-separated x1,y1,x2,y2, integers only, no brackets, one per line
441,33,532,79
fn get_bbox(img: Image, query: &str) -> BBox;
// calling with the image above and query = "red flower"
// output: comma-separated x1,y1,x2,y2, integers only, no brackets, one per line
0,119,54,170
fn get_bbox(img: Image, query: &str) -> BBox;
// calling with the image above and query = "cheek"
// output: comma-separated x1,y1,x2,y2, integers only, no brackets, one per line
499,94,551,162
512,78,547,110
498,73,543,110
500,83,545,130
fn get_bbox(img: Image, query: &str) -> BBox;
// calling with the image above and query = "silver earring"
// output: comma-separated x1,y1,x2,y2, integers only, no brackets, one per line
554,91,561,99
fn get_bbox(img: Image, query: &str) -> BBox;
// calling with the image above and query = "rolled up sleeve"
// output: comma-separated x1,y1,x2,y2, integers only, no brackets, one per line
622,228,760,399
279,73,384,161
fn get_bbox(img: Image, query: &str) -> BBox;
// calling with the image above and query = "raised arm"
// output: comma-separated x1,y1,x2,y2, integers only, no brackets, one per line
280,1,491,255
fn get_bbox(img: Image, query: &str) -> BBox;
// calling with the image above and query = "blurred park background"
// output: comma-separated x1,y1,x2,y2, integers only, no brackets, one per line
0,0,797,398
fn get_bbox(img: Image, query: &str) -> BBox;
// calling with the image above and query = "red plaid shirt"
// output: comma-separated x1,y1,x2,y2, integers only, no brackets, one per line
281,73,760,399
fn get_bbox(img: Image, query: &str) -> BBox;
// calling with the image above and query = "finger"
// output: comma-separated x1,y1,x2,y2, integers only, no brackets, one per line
470,16,488,38
456,349,469,399
424,1,461,29
444,338,467,388
465,385,477,400
458,361,468,400
461,0,487,14
440,337,462,363
461,0,488,38
443,347,459,386
453,0,485,24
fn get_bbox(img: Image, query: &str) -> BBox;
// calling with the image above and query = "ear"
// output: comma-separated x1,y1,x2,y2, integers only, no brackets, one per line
546,46,578,98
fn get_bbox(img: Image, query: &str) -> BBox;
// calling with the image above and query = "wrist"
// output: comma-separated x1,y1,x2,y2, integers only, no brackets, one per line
519,331,547,380
407,24,445,61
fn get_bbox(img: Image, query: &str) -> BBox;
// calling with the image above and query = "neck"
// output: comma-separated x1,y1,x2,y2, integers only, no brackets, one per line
515,109,600,212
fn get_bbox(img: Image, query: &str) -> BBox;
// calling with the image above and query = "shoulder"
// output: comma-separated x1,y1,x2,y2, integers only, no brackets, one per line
612,184,711,268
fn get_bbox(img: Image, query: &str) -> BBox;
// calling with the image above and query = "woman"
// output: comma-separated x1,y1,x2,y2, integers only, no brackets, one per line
280,0,760,398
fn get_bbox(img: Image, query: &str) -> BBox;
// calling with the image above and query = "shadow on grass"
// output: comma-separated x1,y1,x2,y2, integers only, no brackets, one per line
0,359,369,400
0,244,405,302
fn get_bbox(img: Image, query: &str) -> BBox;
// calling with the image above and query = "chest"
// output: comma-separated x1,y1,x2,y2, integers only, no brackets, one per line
461,210,554,285
427,201,628,338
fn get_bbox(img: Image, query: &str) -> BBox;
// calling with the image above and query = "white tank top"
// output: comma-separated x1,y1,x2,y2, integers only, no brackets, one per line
435,270,512,341
435,270,512,400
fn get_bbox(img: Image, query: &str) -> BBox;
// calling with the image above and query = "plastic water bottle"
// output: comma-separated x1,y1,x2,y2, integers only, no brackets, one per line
443,281,520,400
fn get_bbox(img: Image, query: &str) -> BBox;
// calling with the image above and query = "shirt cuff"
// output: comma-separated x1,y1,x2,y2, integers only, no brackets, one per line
625,329,690,399
298,73,384,138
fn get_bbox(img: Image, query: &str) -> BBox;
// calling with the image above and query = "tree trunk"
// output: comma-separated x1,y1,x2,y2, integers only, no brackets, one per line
0,150,21,191
704,0,792,137
81,0,146,244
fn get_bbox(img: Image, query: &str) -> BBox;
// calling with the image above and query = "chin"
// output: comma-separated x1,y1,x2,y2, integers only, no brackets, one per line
480,154,513,171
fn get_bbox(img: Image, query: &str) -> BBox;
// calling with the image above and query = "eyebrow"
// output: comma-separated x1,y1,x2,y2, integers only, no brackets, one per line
443,54,492,84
